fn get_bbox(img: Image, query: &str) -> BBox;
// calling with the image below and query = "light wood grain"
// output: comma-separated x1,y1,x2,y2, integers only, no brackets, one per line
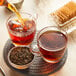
0,0,76,76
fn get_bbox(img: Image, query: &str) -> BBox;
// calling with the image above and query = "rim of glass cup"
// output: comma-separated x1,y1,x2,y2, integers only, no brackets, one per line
6,12,36,36
8,46,34,69
37,26,68,52
7,12,37,22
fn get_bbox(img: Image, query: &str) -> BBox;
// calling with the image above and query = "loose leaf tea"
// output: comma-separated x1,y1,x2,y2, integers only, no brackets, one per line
9,47,34,65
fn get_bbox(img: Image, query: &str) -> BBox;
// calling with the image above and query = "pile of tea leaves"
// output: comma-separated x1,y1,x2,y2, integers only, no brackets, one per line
9,47,34,65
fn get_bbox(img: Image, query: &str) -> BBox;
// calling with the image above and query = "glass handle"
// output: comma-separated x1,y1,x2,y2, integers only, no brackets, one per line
30,38,40,56
33,13,38,22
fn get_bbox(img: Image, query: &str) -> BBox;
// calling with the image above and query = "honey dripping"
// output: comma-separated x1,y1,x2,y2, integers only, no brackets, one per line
50,1,76,34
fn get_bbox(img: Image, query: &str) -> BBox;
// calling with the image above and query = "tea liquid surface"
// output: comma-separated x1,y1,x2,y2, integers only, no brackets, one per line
39,31,67,51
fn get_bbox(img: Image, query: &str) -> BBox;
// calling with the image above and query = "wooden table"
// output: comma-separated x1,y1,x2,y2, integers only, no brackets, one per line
0,0,76,76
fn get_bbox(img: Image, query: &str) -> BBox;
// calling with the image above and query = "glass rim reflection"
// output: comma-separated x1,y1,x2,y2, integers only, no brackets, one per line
37,26,68,52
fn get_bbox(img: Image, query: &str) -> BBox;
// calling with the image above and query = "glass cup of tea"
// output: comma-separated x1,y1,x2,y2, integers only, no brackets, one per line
37,26,68,63
6,12,36,47
32,26,68,63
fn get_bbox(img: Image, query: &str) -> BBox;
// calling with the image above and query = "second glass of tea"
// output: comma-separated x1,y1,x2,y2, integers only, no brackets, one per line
7,12,36,47
37,26,68,63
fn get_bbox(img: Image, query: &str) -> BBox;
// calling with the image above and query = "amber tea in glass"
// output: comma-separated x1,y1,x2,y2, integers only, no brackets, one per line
7,13,36,46
37,26,68,63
